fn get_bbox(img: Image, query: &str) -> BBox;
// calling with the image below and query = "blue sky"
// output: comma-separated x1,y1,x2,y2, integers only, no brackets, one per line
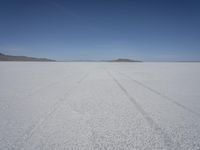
0,0,200,61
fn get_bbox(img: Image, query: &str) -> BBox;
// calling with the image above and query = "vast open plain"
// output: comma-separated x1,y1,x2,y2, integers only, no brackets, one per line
0,62,200,150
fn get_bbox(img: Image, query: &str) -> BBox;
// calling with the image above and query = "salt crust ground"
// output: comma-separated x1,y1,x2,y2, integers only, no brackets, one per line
0,62,200,150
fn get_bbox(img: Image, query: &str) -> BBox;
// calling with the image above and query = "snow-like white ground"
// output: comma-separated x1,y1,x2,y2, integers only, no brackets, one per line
0,62,200,150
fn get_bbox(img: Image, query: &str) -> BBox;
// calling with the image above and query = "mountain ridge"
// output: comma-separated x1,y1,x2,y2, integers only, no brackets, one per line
0,53,55,62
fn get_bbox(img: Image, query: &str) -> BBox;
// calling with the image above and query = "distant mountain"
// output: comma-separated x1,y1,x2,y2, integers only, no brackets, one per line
108,58,141,62
0,53,55,62
59,58,141,62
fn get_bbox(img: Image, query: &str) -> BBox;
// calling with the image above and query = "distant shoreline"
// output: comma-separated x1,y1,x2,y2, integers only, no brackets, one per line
0,53,55,62
1,52,199,62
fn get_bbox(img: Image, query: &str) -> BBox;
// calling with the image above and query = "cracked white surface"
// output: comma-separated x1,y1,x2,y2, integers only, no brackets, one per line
0,62,200,150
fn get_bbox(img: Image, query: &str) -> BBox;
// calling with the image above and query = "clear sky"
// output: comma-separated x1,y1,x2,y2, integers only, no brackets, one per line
0,0,200,61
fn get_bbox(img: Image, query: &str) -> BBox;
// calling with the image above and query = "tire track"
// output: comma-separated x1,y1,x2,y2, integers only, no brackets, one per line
12,71,90,150
1,72,76,127
119,72,200,118
106,70,180,150
22,73,74,99
1,73,75,119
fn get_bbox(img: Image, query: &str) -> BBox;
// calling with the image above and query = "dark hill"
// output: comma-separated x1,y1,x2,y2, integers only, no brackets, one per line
0,53,55,62
109,58,141,62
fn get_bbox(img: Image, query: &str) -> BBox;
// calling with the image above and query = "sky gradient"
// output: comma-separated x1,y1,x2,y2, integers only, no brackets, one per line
0,0,200,61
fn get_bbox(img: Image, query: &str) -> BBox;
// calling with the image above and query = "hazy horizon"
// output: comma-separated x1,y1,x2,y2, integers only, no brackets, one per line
0,0,200,61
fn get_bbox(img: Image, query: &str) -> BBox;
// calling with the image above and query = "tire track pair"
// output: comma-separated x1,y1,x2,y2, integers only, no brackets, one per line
12,71,90,150
106,70,180,150
21,72,75,100
119,72,200,118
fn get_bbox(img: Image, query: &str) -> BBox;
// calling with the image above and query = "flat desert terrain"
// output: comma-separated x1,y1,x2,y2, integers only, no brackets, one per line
0,62,200,150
